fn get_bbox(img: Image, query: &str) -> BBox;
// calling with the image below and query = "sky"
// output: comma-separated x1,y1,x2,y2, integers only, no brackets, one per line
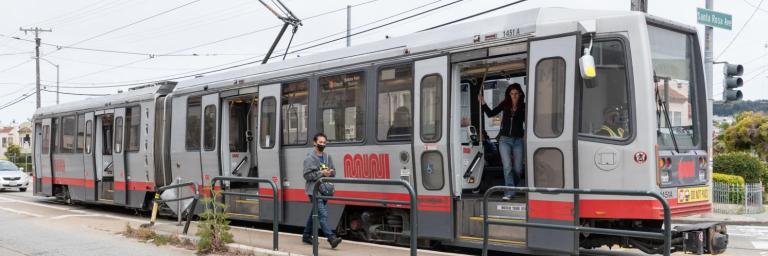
0,0,766,125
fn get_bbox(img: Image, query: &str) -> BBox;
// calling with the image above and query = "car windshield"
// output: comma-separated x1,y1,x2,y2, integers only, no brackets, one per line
0,161,18,171
648,25,700,149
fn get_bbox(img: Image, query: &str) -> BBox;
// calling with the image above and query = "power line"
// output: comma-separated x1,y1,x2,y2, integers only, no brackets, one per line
41,88,109,96
0,88,36,111
56,0,386,85
716,0,765,60
0,51,32,56
60,0,470,89
422,0,529,31
742,0,768,13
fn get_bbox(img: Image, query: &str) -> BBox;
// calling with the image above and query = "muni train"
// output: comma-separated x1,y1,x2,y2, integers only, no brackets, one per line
31,8,727,255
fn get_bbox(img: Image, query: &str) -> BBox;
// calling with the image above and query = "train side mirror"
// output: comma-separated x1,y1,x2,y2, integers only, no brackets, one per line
579,36,596,80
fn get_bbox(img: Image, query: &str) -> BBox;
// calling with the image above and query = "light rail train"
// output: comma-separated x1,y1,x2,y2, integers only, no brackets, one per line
32,8,727,255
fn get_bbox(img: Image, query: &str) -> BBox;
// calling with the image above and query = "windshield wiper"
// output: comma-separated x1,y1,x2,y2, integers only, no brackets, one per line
654,74,680,153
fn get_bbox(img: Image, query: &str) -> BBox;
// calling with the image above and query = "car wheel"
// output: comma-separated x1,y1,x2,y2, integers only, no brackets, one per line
19,188,27,192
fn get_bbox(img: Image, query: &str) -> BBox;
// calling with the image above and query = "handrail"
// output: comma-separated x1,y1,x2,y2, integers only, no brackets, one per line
311,178,417,256
210,176,279,251
481,186,671,256
152,181,200,235
231,156,248,176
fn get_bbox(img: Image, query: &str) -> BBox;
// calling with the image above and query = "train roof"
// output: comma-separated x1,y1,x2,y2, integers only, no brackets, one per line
34,7,690,118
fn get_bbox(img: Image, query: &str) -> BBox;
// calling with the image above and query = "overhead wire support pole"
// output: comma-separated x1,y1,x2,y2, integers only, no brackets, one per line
19,27,52,109
257,0,301,64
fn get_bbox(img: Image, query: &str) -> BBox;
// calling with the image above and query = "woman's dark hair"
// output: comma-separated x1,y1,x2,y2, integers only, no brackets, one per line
503,83,525,109
313,132,327,142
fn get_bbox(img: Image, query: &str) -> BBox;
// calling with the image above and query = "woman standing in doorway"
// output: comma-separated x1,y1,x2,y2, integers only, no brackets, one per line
478,83,525,201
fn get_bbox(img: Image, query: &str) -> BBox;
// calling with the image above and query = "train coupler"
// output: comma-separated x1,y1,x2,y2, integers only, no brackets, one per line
672,222,728,255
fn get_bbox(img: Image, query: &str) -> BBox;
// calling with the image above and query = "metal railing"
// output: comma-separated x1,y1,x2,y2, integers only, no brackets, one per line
152,181,200,235
481,186,672,256
713,181,765,215
210,176,279,250
311,178,417,256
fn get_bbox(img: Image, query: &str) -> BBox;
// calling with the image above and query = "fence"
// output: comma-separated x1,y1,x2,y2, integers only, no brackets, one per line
713,182,765,214
210,176,279,251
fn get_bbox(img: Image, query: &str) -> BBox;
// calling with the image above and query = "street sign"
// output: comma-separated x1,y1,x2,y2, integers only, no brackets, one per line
697,8,732,30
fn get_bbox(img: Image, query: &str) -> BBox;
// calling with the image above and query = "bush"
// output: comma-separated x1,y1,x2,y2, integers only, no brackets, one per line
713,173,745,204
713,152,768,183
196,191,233,253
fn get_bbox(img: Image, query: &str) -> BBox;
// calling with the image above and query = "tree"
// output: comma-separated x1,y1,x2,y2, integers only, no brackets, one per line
720,111,768,161
4,143,21,161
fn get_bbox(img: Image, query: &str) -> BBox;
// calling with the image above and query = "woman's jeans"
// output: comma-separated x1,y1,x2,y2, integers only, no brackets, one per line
498,136,524,197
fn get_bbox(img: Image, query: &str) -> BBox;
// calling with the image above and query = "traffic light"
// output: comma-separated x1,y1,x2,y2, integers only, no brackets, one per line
722,63,743,102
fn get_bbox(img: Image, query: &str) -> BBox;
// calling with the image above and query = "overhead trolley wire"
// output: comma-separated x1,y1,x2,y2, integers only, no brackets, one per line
57,0,457,88
716,0,765,60
422,0,529,31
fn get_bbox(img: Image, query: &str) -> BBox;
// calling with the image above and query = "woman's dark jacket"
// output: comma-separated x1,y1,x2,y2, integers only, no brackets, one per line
482,101,525,138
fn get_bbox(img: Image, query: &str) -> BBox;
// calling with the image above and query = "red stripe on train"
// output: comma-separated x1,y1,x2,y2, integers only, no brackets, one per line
259,188,451,212
529,199,712,220
41,176,154,191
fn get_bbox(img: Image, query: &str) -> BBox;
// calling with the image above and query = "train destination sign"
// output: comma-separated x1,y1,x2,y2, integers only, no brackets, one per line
697,8,732,30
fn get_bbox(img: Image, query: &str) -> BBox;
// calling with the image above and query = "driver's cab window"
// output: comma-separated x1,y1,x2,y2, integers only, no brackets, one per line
579,39,632,140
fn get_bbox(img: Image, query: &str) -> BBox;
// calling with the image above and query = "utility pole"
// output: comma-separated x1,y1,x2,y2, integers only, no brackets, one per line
705,0,714,184
19,27,52,109
630,0,648,12
347,5,352,47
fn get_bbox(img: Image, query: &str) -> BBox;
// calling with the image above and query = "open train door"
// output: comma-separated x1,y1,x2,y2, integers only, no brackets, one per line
256,84,281,222
413,56,453,239
525,34,579,254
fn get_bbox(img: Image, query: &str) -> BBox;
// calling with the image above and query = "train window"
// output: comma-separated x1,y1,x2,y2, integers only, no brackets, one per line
61,116,76,153
420,74,442,142
52,118,58,153
318,71,365,142
580,39,631,140
204,105,216,151
102,115,113,155
42,125,50,154
76,115,85,153
534,58,566,138
377,64,413,141
421,151,444,190
260,97,276,148
186,96,202,151
114,117,124,154
229,98,253,152
85,121,92,154
126,106,141,152
281,80,308,145
533,148,564,188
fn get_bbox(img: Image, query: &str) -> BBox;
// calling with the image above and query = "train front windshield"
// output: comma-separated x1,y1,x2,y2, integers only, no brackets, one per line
649,25,700,149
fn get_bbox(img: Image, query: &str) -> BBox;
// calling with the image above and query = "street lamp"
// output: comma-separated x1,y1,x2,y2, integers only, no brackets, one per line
39,58,59,104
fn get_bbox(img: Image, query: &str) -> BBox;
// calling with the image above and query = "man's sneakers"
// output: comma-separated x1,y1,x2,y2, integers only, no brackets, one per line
328,237,343,249
302,236,343,249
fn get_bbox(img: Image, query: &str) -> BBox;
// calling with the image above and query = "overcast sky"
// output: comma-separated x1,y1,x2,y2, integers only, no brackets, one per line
0,0,765,124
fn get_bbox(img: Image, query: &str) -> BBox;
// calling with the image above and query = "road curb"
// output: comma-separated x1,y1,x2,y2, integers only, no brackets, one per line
150,227,306,256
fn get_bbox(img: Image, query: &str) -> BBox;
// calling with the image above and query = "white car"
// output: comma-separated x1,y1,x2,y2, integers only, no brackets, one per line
0,160,30,192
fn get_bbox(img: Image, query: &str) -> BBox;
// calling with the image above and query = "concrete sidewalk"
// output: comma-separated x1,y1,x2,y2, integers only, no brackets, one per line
674,206,768,226
147,220,467,256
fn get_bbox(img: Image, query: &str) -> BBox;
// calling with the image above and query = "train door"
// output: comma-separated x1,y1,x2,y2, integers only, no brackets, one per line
95,111,115,201
220,93,259,218
256,84,280,222
33,122,42,194
413,56,452,239
525,34,579,254
113,108,128,205
40,118,53,196
83,112,97,201
200,94,221,190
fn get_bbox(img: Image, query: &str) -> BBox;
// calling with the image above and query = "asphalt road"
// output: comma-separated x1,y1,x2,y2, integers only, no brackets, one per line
0,189,764,256
0,190,194,256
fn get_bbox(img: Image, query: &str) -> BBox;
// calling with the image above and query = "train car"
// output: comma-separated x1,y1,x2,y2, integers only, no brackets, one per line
32,8,727,255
